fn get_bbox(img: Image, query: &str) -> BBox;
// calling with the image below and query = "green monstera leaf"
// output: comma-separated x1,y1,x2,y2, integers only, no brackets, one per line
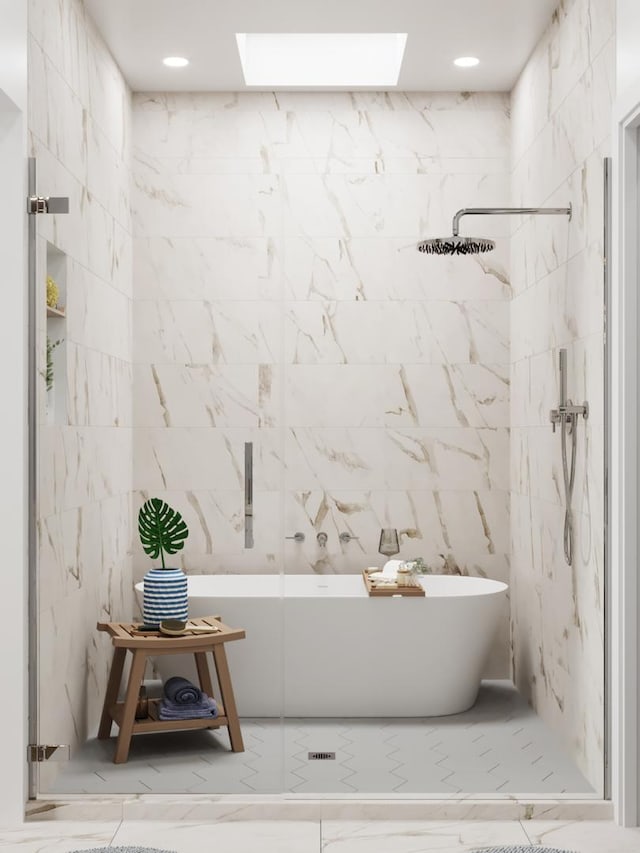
138,497,189,569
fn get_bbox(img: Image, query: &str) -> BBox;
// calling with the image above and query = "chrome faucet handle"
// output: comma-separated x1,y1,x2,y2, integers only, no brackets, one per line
285,532,305,542
339,532,359,543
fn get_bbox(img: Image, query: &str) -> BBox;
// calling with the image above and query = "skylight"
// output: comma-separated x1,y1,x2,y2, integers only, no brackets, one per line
235,33,408,87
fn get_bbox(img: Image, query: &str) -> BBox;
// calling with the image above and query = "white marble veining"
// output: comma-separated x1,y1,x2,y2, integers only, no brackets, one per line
24,801,615,823
522,820,640,852
133,363,278,428
321,821,531,853
284,428,509,492
283,364,509,429
112,820,320,853
134,235,281,301
283,237,510,302
509,0,611,792
133,163,282,239
18,818,640,853
131,84,512,678
30,0,134,794
0,821,119,851
282,172,510,239
133,299,282,365
284,300,508,365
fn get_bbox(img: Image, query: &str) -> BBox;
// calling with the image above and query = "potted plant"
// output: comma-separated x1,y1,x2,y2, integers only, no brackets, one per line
46,275,59,309
45,336,62,392
138,497,190,627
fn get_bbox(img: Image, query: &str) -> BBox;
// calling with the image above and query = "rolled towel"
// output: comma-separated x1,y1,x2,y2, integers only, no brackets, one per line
163,675,203,705
158,694,218,720
382,559,403,577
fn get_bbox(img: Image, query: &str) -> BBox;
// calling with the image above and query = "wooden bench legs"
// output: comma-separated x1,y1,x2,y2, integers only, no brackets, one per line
114,649,148,764
195,647,244,752
98,647,148,764
210,645,244,752
98,645,244,763
98,647,126,740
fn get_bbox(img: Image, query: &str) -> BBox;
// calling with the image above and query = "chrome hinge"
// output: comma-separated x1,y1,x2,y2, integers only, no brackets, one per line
27,195,70,215
27,744,70,762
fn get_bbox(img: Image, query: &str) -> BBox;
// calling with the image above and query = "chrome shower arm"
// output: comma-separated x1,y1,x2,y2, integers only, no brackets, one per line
451,205,572,236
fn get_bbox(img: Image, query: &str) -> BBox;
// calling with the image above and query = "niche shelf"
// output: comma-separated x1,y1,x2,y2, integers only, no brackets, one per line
45,242,67,426
46,305,66,319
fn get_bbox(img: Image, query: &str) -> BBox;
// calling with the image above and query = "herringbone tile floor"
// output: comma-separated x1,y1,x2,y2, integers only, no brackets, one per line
47,681,593,795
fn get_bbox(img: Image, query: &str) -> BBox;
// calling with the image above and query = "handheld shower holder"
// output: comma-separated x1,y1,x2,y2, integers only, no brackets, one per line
549,401,589,433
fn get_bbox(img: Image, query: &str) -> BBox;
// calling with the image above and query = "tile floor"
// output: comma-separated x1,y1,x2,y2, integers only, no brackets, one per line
46,682,593,796
2,820,640,853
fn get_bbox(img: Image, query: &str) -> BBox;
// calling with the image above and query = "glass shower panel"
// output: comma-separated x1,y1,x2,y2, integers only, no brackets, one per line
33,107,288,792
30,82,609,801
278,97,606,799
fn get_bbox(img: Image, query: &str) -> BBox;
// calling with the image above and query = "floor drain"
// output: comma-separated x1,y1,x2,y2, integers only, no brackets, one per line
308,751,335,760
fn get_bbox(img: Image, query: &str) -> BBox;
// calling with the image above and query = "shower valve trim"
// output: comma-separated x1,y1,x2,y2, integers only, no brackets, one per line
549,400,589,431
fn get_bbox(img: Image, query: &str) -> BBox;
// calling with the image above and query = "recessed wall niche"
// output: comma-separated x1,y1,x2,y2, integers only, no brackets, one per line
45,242,67,426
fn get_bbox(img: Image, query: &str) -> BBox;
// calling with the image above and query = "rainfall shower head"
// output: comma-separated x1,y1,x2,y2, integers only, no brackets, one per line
417,205,572,256
417,236,495,255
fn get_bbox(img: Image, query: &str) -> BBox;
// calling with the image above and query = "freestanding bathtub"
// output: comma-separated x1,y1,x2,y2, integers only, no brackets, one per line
134,573,507,717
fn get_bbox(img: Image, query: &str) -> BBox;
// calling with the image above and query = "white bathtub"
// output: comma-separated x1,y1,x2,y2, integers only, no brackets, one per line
134,573,507,717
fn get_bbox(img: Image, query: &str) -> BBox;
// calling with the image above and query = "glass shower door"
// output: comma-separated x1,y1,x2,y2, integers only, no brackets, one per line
32,126,288,794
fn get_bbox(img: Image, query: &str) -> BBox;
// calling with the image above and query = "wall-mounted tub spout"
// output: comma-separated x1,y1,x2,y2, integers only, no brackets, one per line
285,532,305,543
549,348,589,565
316,532,328,548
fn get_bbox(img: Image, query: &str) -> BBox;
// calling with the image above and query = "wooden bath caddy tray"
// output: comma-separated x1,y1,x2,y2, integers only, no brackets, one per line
362,570,425,597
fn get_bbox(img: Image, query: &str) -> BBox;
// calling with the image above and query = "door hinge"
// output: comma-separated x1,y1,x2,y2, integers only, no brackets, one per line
27,744,70,762
27,195,70,215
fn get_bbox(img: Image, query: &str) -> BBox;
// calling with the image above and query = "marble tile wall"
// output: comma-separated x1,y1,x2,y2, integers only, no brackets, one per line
132,91,512,675
509,0,614,792
28,0,133,787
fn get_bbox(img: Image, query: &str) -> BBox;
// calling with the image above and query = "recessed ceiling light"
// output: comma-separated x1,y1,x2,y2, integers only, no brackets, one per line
236,33,408,87
163,56,189,68
454,56,480,68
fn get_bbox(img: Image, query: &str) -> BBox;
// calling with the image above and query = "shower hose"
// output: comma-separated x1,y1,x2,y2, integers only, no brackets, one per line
560,410,577,566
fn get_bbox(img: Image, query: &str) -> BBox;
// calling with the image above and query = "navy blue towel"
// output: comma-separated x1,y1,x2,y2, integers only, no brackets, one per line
163,676,203,705
159,694,218,720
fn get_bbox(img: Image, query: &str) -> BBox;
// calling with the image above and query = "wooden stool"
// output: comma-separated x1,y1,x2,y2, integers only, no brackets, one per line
97,616,245,764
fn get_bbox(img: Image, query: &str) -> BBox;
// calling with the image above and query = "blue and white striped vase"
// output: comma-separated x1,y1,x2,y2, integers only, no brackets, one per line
143,567,188,627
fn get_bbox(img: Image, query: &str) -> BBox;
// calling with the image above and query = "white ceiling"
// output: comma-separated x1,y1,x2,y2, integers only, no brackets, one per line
84,0,560,93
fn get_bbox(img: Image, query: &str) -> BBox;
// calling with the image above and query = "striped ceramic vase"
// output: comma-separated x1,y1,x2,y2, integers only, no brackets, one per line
142,567,188,626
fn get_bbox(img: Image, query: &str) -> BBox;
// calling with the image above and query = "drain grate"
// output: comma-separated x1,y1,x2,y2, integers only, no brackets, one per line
308,751,335,760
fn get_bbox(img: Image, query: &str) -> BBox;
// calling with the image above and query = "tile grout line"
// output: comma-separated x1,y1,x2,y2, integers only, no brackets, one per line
519,818,534,845
108,815,124,846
